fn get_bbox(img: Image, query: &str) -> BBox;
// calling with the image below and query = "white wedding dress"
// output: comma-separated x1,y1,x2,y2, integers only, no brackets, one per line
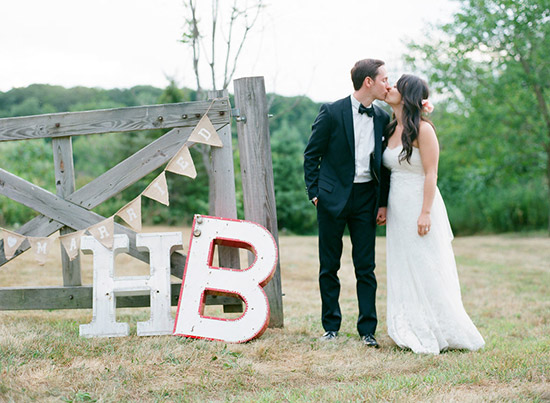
382,145,485,354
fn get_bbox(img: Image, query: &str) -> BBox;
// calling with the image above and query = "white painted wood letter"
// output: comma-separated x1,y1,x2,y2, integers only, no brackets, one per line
173,215,277,343
79,232,182,338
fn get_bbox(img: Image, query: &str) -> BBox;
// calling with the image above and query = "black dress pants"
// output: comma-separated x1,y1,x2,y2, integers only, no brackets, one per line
317,181,378,336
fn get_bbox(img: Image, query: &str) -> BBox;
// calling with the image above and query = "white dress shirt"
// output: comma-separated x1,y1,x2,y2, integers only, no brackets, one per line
351,95,375,183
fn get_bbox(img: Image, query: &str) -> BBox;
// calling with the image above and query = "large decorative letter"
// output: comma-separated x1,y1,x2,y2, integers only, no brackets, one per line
135,232,182,336
173,215,277,343
80,232,182,338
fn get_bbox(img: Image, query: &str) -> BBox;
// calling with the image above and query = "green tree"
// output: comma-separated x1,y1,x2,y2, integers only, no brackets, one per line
406,0,550,233
0,139,55,227
267,94,322,234
271,120,316,234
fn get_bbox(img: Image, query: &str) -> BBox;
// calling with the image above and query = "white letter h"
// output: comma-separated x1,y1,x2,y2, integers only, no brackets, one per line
79,232,182,337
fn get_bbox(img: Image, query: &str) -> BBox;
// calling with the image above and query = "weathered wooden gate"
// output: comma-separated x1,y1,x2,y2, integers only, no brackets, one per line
0,77,283,328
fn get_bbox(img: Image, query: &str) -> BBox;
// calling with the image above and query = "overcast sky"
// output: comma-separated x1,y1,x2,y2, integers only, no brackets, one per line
0,0,459,102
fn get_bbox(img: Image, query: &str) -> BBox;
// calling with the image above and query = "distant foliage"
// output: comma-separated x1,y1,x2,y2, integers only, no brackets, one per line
268,95,320,234
405,0,550,234
0,74,547,234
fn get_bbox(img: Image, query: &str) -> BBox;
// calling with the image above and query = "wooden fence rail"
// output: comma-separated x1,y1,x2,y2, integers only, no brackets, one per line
0,100,229,141
0,80,283,328
0,98,233,309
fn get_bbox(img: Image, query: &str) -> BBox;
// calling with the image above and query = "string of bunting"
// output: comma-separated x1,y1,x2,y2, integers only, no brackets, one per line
1,107,223,265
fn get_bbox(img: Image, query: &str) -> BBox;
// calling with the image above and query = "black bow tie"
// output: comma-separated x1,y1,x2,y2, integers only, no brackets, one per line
358,104,374,117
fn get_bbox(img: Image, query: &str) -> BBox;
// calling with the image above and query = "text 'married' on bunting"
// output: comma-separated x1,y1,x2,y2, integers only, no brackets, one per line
166,146,197,178
60,230,86,261
28,237,54,265
87,216,115,250
116,197,143,232
143,172,170,206
188,115,223,147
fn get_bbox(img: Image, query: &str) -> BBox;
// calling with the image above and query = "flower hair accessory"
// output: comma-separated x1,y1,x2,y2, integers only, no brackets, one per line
422,99,434,114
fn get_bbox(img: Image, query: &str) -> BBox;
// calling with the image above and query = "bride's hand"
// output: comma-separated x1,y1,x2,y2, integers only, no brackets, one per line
417,212,431,236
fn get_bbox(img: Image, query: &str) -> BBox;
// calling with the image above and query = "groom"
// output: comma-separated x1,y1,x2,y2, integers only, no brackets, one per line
304,58,391,347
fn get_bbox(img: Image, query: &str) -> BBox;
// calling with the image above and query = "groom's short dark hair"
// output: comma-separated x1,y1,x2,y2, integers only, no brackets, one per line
351,59,385,90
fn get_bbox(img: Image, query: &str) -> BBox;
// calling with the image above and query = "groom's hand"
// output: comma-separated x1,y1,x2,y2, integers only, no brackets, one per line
376,207,387,225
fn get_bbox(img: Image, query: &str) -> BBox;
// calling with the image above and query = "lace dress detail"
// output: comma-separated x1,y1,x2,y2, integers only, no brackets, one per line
382,146,485,354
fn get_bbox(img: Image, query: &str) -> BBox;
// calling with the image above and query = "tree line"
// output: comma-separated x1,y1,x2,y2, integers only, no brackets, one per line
406,0,550,235
0,79,546,236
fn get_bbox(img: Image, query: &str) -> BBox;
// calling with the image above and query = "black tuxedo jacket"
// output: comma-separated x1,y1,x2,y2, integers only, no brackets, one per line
304,96,391,217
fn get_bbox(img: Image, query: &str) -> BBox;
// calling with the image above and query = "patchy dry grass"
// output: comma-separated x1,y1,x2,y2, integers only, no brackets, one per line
0,229,549,402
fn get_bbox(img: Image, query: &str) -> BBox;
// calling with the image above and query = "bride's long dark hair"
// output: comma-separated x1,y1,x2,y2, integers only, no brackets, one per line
384,74,433,163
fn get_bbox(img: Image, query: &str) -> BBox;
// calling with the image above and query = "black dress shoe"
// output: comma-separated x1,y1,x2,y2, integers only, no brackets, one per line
320,331,338,341
361,334,379,348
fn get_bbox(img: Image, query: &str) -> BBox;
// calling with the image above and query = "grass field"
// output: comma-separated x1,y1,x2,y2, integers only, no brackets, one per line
0,228,549,402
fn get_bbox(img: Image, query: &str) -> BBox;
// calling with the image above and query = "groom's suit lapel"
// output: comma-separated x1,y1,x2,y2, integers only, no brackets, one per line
342,96,355,159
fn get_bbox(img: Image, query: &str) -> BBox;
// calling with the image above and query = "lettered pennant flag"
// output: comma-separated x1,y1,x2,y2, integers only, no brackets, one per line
28,237,54,265
188,115,223,147
116,197,142,232
60,230,86,261
87,216,115,250
166,145,197,179
2,229,26,260
142,171,170,206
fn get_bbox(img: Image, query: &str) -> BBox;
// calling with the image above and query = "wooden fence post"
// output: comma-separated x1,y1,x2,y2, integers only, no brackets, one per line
208,89,242,313
233,77,284,328
52,137,81,286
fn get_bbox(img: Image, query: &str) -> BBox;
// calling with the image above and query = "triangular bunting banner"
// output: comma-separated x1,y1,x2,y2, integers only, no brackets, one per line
142,171,170,206
116,197,143,232
2,229,27,260
166,145,197,178
28,237,54,265
188,115,223,147
60,230,86,261
87,217,115,250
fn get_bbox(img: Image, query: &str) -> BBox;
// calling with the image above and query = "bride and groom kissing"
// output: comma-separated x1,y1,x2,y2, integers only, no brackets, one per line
303,58,485,354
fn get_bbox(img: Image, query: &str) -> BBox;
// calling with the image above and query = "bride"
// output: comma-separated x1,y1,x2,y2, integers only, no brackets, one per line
380,74,485,354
